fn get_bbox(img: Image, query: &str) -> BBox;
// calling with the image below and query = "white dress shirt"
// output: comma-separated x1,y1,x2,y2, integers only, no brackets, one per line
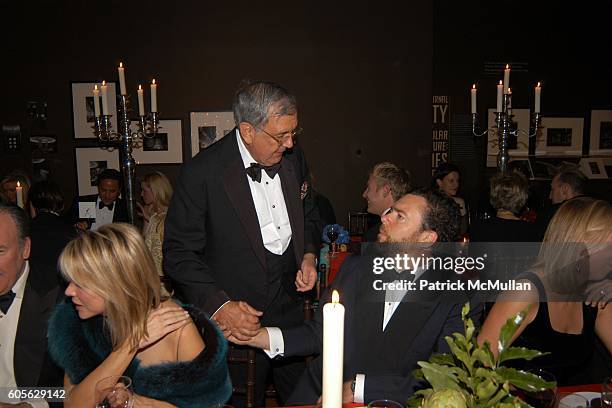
236,130,292,255
0,262,48,407
90,196,115,231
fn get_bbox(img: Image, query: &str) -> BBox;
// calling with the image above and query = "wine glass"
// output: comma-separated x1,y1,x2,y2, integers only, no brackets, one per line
602,376,612,407
521,369,557,408
367,399,404,408
95,375,133,408
326,225,339,254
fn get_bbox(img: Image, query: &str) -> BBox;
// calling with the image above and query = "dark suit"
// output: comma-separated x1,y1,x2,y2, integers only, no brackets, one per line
163,129,321,404
68,194,129,225
30,212,77,286
281,255,479,405
14,262,64,395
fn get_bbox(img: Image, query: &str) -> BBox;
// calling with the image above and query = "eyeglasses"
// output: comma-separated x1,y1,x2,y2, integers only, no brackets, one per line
256,126,303,144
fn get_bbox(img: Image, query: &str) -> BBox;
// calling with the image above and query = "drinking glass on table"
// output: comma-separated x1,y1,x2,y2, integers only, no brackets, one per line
94,375,133,408
367,399,404,408
602,376,612,407
521,369,557,408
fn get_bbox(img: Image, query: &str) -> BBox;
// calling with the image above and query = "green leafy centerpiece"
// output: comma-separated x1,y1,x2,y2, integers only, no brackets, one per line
409,303,556,408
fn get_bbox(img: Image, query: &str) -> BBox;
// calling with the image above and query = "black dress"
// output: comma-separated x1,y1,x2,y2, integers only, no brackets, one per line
470,217,539,242
510,271,599,385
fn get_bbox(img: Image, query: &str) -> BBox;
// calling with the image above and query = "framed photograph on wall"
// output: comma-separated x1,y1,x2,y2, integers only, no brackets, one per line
589,110,612,155
71,82,118,139
579,157,608,179
74,147,120,195
536,117,584,155
129,119,183,164
486,108,530,166
190,111,235,157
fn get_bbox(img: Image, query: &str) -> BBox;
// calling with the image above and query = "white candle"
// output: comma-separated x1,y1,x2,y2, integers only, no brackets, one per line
101,81,109,115
322,290,344,408
496,80,503,113
470,84,477,114
137,85,145,116
16,181,24,209
503,64,510,95
507,88,512,109
534,82,541,113
118,62,126,95
150,79,157,113
93,85,101,117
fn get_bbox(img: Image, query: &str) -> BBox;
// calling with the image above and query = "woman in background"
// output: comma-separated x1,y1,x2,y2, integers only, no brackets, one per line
138,172,173,289
432,162,468,236
478,197,612,385
47,223,231,407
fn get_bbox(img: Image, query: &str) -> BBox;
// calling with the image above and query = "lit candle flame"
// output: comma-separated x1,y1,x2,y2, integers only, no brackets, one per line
152,79,156,85
505,64,509,69
472,84,476,89
498,80,502,85
138,84,142,90
537,81,541,87
463,236,468,243
102,80,106,86
332,290,340,303
94,84,98,90
119,62,123,68
16,181,21,187
508,87,512,94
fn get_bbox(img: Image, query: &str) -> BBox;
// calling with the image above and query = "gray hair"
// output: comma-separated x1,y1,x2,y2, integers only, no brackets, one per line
0,203,30,248
232,80,297,128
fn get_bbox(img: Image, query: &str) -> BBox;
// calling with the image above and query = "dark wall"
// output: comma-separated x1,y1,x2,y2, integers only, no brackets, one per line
0,1,433,223
433,0,612,211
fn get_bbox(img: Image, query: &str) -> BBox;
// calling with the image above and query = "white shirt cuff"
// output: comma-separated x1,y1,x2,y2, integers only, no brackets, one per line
211,300,231,318
263,327,284,358
354,373,366,403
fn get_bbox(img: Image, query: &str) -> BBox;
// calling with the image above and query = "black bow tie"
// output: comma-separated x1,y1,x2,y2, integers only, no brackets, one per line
246,162,281,183
380,268,416,283
99,201,114,211
0,290,16,314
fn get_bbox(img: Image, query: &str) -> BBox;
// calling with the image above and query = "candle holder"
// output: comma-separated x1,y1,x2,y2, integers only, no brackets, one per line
472,93,541,174
92,93,161,225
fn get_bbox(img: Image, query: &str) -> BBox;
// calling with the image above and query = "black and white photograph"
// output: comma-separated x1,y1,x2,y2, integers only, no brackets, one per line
71,81,117,139
598,121,612,150
589,110,612,154
74,147,120,195
190,111,234,157
536,117,583,155
143,133,169,151
129,119,183,164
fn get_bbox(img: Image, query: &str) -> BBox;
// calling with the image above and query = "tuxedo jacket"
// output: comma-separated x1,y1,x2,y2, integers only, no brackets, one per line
68,194,129,224
163,129,321,317
14,262,63,389
283,255,480,405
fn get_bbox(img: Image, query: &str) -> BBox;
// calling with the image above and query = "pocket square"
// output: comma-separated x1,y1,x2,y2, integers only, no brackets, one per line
300,181,309,200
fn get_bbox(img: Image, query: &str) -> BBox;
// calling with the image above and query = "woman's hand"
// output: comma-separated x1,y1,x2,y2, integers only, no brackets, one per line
136,202,154,222
138,305,191,350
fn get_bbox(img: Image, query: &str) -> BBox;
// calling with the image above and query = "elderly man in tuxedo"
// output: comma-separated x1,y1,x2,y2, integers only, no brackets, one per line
230,188,480,405
0,204,63,407
69,168,128,231
163,80,321,406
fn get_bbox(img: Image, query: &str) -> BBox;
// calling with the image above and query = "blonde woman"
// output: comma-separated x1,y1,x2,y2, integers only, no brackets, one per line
47,223,231,407
478,197,612,385
138,172,173,281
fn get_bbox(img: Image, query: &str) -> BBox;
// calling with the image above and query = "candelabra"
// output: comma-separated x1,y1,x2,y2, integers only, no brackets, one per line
91,66,160,225
470,65,542,174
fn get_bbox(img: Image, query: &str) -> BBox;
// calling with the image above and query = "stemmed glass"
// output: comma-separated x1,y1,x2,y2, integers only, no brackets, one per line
94,375,133,408
326,224,339,255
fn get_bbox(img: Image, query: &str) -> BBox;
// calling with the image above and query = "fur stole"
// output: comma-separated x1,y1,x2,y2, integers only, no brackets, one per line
47,300,232,407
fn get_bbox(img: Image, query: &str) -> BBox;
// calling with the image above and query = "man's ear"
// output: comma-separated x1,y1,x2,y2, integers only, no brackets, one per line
419,230,438,244
22,236,31,260
239,122,255,145
560,183,572,199
382,184,391,197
